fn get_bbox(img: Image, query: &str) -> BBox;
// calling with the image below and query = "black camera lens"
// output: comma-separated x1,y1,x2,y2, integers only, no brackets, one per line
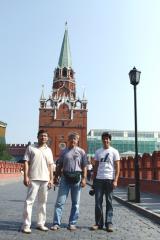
89,189,95,196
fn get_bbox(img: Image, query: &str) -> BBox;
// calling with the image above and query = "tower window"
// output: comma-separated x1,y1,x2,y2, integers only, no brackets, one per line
62,68,67,77
70,70,73,78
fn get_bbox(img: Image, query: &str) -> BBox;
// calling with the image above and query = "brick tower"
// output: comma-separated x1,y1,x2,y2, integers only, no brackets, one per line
39,24,88,159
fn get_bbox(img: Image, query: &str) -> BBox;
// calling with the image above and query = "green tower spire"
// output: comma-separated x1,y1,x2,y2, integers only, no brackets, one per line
58,22,72,68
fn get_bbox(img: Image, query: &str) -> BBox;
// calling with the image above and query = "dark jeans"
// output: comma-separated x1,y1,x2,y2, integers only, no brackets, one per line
94,179,113,227
87,170,92,181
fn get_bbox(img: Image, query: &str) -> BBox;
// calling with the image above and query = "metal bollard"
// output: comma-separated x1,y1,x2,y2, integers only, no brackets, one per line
127,184,136,201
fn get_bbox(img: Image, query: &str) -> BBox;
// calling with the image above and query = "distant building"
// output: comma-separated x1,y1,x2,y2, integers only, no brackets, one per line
0,121,7,144
39,24,88,159
87,129,160,156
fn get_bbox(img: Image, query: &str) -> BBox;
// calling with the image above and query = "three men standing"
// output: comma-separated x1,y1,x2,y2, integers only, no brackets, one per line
21,130,119,233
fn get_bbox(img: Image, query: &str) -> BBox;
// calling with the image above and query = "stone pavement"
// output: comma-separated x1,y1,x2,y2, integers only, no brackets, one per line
0,177,160,240
0,175,22,186
114,186,160,225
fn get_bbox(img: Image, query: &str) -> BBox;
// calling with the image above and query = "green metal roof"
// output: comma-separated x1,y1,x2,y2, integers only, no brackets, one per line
58,23,72,68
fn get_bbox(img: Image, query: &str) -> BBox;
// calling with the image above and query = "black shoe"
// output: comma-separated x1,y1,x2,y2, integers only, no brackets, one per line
106,223,113,232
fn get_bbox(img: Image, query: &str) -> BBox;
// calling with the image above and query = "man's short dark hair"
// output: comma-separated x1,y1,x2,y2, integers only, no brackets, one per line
37,129,48,137
101,132,112,141
68,132,79,140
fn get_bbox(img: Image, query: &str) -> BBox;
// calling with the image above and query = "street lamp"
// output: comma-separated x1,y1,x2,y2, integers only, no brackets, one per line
129,66,141,203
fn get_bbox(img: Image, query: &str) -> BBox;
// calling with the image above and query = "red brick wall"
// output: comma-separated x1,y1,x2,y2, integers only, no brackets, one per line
7,144,27,156
119,151,160,195
0,161,24,174
39,108,87,159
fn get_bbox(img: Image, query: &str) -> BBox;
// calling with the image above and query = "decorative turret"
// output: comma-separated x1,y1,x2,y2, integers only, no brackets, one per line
40,85,46,108
81,87,87,110
39,23,87,119
52,22,76,103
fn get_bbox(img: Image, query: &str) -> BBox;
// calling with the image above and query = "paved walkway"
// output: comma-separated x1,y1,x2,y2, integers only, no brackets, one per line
114,186,160,225
0,175,22,186
0,177,160,240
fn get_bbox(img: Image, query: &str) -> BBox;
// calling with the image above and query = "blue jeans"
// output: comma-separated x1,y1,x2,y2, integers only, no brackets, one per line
94,179,113,227
53,176,81,226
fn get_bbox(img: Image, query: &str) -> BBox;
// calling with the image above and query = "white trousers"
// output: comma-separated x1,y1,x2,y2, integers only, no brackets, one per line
23,180,48,228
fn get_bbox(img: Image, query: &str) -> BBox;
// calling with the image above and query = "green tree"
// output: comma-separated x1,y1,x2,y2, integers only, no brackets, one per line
0,143,12,161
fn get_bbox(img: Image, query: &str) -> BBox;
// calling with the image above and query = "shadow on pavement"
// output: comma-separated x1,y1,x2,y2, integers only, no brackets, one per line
8,200,24,203
0,220,21,232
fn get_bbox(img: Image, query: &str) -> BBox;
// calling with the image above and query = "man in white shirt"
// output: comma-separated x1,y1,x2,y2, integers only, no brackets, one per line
21,129,55,234
91,132,120,232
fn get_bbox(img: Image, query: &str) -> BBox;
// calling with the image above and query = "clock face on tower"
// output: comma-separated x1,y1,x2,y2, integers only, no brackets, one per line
59,142,66,150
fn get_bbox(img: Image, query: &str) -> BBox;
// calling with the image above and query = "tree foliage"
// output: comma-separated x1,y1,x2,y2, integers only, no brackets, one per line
0,143,12,161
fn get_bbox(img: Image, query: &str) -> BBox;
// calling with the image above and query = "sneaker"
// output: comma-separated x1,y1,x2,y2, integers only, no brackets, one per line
50,224,60,231
90,225,103,230
21,226,31,234
67,225,77,231
36,225,48,231
106,223,113,232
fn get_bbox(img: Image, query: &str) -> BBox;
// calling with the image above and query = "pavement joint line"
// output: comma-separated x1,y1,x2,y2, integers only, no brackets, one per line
113,195,160,225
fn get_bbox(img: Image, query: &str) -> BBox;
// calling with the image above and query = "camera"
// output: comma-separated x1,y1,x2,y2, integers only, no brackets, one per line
89,186,95,196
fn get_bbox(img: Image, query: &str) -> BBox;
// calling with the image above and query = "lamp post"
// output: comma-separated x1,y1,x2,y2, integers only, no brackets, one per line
129,66,141,203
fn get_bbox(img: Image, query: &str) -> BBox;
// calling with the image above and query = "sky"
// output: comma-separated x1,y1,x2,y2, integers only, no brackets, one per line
1,0,160,143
